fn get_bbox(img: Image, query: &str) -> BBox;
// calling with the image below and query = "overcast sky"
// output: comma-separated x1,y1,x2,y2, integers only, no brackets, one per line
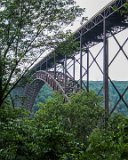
71,0,112,31
76,0,112,17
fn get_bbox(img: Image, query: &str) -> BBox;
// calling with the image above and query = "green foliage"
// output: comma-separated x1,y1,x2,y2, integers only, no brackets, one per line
82,114,128,160
55,34,80,56
32,121,76,160
0,105,31,160
0,91,102,159
1,91,128,160
63,91,103,142
35,91,103,143
117,2,128,15
0,103,87,159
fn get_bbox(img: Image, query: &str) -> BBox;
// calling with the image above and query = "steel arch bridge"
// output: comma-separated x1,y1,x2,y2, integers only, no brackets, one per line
23,0,128,113
24,70,79,110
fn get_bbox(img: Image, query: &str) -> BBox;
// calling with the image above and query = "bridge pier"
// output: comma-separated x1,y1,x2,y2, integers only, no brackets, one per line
54,52,56,79
86,48,89,92
103,18,109,114
73,56,76,81
64,55,67,93
80,31,83,90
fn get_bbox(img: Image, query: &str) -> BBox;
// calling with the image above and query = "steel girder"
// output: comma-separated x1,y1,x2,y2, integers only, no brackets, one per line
24,71,79,110
24,0,128,114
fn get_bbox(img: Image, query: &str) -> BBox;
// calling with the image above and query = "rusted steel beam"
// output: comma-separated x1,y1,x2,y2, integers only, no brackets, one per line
103,18,109,114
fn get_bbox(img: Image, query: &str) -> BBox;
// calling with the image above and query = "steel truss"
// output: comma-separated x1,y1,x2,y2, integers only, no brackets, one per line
25,0,128,113
24,70,80,110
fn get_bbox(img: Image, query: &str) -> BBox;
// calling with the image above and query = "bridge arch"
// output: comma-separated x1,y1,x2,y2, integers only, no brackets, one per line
24,70,79,111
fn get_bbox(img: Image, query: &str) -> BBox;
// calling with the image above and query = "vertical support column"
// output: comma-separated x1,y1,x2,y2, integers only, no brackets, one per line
86,48,89,92
64,55,67,93
103,18,109,114
80,31,83,89
46,57,48,71
73,56,75,81
62,62,64,76
54,52,56,79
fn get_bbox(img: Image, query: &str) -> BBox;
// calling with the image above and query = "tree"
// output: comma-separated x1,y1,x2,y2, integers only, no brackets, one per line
81,114,128,160
35,91,104,143
1,91,128,159
0,104,83,160
121,2,128,15
0,0,85,107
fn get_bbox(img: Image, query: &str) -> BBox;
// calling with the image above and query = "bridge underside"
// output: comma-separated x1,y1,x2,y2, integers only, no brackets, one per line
24,71,79,111
23,0,128,114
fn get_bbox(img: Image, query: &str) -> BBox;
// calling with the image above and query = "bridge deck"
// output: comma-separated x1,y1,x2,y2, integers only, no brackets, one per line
32,0,128,72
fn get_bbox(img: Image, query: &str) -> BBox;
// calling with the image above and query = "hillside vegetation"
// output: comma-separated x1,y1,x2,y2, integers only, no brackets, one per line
34,81,128,115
